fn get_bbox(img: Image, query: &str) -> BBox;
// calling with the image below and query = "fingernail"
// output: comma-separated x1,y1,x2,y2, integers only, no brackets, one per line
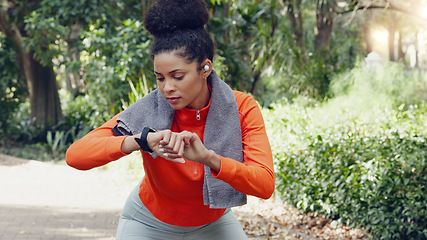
159,148,164,152
163,153,168,157
159,144,163,148
179,158,185,163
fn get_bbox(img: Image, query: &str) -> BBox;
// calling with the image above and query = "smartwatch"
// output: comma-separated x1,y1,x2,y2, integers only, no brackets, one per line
135,127,157,153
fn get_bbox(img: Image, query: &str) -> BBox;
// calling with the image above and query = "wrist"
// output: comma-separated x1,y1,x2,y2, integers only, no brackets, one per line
135,127,157,153
121,135,141,154
205,150,221,172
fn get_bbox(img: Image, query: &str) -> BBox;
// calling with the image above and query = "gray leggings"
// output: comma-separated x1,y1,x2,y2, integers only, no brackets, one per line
116,185,248,240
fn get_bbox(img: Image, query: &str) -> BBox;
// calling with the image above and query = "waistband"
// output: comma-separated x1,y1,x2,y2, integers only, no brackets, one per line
121,183,231,234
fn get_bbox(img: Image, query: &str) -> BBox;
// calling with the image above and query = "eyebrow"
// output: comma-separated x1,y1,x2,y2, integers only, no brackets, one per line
154,69,183,75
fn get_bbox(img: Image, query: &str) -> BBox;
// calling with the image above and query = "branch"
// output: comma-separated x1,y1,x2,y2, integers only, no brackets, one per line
337,1,427,27
338,2,422,17
0,4,24,49
0,5,10,34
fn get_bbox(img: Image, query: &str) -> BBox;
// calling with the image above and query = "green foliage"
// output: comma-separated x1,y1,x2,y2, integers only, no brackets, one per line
82,18,154,122
257,3,363,103
22,0,113,66
1,1,153,157
207,0,283,93
23,11,69,66
0,89,93,160
267,68,427,239
0,33,27,144
45,130,68,160
330,61,427,109
58,89,94,139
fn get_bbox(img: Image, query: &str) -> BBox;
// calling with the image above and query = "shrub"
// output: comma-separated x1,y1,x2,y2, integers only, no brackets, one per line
266,102,427,239
0,33,27,145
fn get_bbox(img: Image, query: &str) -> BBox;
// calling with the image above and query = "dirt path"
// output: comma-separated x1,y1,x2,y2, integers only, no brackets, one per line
0,154,137,240
0,154,367,240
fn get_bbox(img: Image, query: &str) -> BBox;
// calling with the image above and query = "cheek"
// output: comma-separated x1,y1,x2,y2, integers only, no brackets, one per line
157,81,165,93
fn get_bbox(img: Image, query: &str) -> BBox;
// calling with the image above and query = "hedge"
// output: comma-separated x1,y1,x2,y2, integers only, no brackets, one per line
265,102,427,239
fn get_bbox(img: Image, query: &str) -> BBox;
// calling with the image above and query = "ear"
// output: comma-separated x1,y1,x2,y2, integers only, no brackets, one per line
202,59,213,78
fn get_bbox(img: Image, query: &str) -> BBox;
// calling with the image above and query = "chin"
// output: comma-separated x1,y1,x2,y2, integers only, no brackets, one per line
168,103,185,110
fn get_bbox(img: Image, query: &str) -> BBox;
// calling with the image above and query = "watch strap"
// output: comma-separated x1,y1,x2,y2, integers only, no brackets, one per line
135,127,157,153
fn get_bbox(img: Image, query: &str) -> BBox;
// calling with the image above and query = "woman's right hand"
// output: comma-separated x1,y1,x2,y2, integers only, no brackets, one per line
147,130,186,164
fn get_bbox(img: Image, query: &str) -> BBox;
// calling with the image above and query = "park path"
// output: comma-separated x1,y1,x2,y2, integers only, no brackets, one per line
0,153,366,240
0,153,136,240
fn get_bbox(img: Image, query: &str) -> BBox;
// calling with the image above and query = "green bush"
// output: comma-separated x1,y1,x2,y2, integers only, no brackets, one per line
82,19,154,119
0,33,27,145
329,62,427,109
267,102,427,239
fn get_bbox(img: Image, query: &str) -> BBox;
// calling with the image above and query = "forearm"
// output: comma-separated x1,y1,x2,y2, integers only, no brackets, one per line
121,134,141,154
66,134,127,170
202,150,221,173
66,115,128,170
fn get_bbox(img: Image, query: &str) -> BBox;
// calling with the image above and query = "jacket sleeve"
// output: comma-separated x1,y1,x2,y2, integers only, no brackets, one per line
212,92,275,199
66,114,129,170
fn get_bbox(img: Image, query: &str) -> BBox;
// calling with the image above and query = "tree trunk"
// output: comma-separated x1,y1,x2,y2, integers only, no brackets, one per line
314,0,335,54
22,50,62,127
388,30,395,61
285,0,305,53
414,31,419,68
387,14,396,61
249,70,261,94
65,23,81,96
364,23,373,54
397,31,406,64
31,58,62,127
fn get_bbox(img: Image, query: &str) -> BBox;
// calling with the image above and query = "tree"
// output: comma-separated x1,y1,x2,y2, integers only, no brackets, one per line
0,32,26,142
339,0,427,63
314,0,335,54
0,1,61,128
0,0,144,129
284,0,305,53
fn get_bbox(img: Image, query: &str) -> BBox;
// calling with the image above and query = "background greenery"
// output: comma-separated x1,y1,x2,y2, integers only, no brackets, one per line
1,0,427,239
265,63,427,239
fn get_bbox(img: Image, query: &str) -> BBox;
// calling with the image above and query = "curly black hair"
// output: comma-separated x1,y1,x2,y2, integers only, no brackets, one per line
144,0,214,66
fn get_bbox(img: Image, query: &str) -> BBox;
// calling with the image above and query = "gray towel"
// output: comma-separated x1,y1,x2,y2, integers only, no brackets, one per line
116,70,247,209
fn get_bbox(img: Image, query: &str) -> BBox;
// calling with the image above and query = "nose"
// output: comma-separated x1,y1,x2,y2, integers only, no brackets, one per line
162,78,176,92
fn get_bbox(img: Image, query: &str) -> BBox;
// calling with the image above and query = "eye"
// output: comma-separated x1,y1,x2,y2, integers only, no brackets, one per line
174,75,184,80
155,74,164,81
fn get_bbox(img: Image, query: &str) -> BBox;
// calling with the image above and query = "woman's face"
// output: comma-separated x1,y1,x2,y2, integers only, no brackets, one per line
154,52,211,110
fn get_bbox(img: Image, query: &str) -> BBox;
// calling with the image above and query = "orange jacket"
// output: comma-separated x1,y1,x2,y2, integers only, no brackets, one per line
66,91,274,226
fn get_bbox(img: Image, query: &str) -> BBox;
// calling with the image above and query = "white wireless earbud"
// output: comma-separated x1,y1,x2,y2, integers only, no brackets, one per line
203,65,209,71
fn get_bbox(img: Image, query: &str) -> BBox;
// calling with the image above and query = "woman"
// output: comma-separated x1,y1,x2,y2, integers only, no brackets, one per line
66,0,274,239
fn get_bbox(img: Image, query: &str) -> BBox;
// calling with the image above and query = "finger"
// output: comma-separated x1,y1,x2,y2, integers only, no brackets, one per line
183,135,191,146
179,131,192,146
161,153,185,163
158,145,176,154
164,132,175,149
173,133,186,153
176,138,186,156
159,130,172,146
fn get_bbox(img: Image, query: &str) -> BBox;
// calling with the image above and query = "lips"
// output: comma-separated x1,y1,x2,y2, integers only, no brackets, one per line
166,97,181,104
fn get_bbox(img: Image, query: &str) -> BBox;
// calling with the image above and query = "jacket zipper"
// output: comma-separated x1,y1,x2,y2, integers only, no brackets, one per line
193,110,200,175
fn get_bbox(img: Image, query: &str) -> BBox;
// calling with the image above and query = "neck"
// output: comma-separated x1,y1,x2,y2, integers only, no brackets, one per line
188,83,211,110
